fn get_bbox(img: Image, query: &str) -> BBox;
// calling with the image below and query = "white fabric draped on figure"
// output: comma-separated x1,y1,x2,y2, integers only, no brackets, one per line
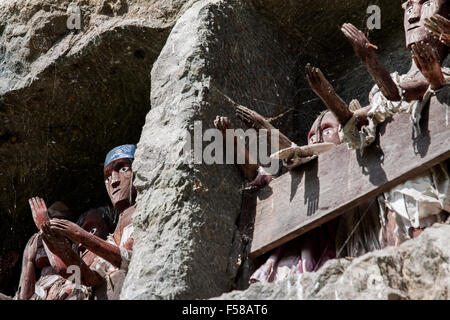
340,69,450,244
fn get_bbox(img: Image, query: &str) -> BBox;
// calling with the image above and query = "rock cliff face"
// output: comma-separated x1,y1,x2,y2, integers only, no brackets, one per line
216,222,450,300
121,0,411,300
0,0,193,292
1,0,431,300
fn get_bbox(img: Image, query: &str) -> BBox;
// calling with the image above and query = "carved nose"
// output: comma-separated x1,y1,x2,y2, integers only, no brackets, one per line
408,6,421,23
111,180,120,188
111,172,120,188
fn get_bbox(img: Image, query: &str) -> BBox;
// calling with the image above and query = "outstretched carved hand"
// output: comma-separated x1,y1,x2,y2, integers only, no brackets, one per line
305,64,336,98
236,105,273,131
425,14,450,47
248,167,273,188
214,115,233,137
29,197,48,230
236,105,293,150
305,64,353,125
342,23,401,101
41,221,71,255
47,218,82,243
341,23,374,60
27,233,40,262
215,115,261,182
411,42,446,90
41,221,71,272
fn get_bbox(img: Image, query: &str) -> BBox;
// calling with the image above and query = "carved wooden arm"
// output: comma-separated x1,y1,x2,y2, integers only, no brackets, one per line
17,233,39,300
235,105,293,150
411,42,446,91
341,23,401,101
47,219,122,268
305,64,353,126
41,222,104,287
214,116,260,181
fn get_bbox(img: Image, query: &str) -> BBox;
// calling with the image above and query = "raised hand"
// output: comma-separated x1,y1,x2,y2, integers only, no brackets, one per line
41,221,69,272
305,64,336,97
425,14,450,47
236,105,293,150
341,23,374,60
47,218,81,243
29,197,48,230
41,221,70,254
214,115,260,181
236,105,273,131
305,64,353,125
341,23,401,101
42,221,104,286
17,233,40,300
214,115,233,137
411,42,446,90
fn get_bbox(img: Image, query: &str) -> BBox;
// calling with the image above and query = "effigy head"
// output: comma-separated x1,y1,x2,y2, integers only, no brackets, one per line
307,111,341,145
403,0,449,49
77,208,112,240
104,144,136,211
47,201,76,221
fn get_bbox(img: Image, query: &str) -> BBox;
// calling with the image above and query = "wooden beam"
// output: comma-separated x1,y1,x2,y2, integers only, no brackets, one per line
249,88,450,258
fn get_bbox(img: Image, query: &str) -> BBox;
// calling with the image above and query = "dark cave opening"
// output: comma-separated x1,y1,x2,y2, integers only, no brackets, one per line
0,24,168,296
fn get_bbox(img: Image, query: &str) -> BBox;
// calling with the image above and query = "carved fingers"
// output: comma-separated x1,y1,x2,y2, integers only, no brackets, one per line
305,63,334,96
341,23,373,59
25,233,40,262
425,14,450,47
41,221,67,254
305,63,353,125
411,42,445,90
41,221,57,239
214,116,233,136
236,105,272,130
305,64,352,125
29,197,48,230
412,42,435,62
341,23,367,43
47,218,77,238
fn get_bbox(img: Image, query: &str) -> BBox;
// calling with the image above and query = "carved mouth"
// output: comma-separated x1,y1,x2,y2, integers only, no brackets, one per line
408,25,420,31
112,189,120,195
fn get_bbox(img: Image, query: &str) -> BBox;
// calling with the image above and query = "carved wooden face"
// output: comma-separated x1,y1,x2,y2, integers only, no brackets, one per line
104,158,134,211
307,112,341,145
404,0,448,48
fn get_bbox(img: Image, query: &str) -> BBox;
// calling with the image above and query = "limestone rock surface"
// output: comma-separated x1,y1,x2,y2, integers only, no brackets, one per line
215,223,450,300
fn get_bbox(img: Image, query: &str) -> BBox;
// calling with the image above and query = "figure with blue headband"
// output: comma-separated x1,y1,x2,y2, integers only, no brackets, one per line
42,144,137,299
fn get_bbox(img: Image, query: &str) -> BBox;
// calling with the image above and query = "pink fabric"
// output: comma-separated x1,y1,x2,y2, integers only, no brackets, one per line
250,219,339,283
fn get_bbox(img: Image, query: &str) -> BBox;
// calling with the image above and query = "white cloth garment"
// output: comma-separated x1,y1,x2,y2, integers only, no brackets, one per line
93,224,134,278
379,163,450,244
30,274,91,300
339,69,450,243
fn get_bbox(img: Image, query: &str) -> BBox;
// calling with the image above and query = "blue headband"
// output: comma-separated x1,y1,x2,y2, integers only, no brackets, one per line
104,144,136,168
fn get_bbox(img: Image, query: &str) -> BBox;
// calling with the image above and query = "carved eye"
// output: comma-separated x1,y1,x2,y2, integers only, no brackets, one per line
406,6,413,14
309,135,316,144
423,1,433,7
105,176,112,184
119,166,130,173
90,228,97,235
323,128,334,136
